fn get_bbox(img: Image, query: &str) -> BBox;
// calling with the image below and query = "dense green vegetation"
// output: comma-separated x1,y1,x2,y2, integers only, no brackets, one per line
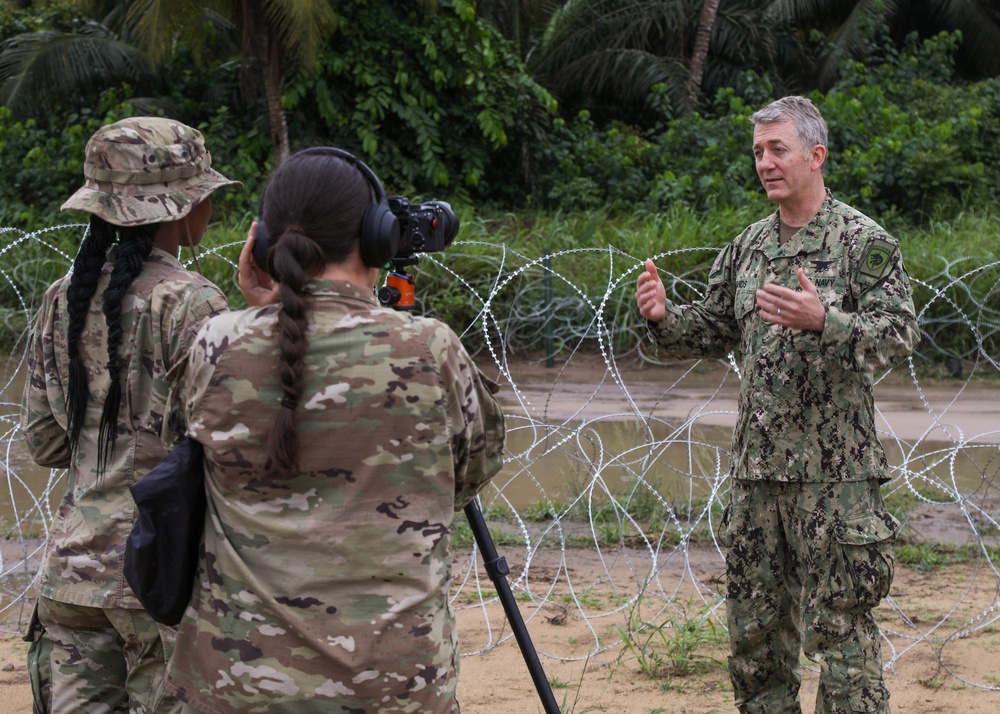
2,1,998,224
0,1,997,366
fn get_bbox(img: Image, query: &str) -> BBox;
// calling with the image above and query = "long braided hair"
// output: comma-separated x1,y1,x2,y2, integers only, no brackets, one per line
258,151,371,476
64,214,156,472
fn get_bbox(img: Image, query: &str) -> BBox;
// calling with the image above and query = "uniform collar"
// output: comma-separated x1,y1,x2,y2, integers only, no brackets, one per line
148,246,183,265
303,278,379,306
105,244,181,266
759,188,835,259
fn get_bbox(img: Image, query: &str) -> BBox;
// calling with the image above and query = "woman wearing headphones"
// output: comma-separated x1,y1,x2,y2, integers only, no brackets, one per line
161,147,506,713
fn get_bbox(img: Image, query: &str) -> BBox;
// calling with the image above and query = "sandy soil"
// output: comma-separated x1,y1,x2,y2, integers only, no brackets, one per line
4,550,1000,713
3,356,999,713
453,553,1000,713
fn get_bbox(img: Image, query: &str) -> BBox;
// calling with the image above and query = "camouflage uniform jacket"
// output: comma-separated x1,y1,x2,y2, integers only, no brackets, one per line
162,279,506,714
20,247,228,608
647,190,919,483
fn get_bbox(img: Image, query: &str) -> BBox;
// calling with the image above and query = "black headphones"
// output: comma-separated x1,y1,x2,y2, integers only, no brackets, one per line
253,147,400,270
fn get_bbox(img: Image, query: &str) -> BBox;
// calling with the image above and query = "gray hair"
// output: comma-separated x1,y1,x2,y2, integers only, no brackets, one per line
750,96,828,160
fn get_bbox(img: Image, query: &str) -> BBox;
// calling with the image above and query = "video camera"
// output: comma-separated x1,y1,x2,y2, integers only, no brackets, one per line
377,198,458,310
388,197,458,264
252,198,457,270
251,196,457,311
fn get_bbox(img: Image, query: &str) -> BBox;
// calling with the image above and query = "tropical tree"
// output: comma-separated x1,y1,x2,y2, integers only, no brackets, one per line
281,0,557,203
527,0,799,121
489,0,1000,128
766,0,1000,88
0,3,157,119
0,0,337,165
529,0,692,118
475,0,561,56
124,0,336,164
689,0,721,92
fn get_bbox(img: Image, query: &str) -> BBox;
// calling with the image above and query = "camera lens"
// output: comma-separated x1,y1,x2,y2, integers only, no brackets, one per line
429,202,458,247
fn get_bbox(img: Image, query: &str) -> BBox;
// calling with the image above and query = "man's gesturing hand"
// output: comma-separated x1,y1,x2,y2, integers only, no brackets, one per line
756,268,826,332
635,259,667,323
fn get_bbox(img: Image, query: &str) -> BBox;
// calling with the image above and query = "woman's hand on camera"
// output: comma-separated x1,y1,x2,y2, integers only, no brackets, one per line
239,222,281,306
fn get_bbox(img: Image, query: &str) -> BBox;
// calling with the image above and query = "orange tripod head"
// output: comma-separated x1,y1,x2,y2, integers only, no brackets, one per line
377,270,415,310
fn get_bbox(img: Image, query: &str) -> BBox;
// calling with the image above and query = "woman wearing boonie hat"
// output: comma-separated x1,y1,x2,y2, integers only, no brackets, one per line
19,116,242,714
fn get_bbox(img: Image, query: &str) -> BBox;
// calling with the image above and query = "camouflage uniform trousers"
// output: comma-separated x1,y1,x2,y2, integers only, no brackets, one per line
26,595,182,713
723,479,898,714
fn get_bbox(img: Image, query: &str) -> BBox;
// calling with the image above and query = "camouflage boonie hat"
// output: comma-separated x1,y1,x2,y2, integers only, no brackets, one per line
61,117,241,227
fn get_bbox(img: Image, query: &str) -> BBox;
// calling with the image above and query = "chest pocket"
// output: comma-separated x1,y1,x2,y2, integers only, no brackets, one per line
731,256,766,359
734,287,756,321
809,262,849,312
733,252,764,322
790,259,848,352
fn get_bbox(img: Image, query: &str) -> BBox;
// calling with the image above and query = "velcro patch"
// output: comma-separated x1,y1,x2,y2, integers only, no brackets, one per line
859,238,895,279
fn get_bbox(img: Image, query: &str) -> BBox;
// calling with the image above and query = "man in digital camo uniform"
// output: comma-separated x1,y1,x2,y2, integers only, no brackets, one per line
21,117,239,713
635,96,919,713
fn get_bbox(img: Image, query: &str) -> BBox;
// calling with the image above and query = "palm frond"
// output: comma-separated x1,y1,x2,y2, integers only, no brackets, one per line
0,30,155,118
261,0,338,67
543,47,689,108
126,0,214,64
925,0,1000,77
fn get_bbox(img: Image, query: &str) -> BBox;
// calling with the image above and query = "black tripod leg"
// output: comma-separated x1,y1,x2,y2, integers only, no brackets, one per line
464,500,561,714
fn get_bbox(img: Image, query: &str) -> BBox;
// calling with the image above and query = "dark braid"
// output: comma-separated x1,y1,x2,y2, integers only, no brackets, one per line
96,223,156,472
258,150,372,476
65,217,117,453
266,228,326,477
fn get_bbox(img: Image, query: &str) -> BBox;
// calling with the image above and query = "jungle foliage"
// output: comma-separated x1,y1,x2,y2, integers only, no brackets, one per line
0,1,997,365
0,1,997,228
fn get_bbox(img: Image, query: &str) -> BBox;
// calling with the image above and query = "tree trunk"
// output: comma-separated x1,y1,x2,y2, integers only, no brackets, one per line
264,30,289,166
242,0,289,166
690,0,720,95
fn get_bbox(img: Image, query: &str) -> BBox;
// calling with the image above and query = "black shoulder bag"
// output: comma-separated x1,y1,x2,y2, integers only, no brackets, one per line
124,437,206,626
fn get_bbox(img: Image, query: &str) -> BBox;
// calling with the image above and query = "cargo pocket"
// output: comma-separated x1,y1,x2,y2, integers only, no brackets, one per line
148,620,179,712
476,368,506,461
849,681,890,712
829,512,898,611
24,602,52,713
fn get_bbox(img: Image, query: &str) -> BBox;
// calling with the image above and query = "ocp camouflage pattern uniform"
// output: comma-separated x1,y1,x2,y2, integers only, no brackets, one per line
646,190,919,713
161,278,506,714
21,250,229,712
19,116,238,714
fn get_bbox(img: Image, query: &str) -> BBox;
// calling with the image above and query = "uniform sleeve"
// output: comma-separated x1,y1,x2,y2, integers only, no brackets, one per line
819,234,920,373
163,282,229,369
161,351,192,446
439,329,506,510
159,282,228,446
645,243,742,359
20,285,71,468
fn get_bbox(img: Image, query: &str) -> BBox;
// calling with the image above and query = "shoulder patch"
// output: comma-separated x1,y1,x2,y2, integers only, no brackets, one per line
859,238,896,279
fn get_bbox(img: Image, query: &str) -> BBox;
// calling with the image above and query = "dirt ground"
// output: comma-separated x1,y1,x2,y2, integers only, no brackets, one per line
4,550,1000,713
451,553,1000,713
3,356,999,712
